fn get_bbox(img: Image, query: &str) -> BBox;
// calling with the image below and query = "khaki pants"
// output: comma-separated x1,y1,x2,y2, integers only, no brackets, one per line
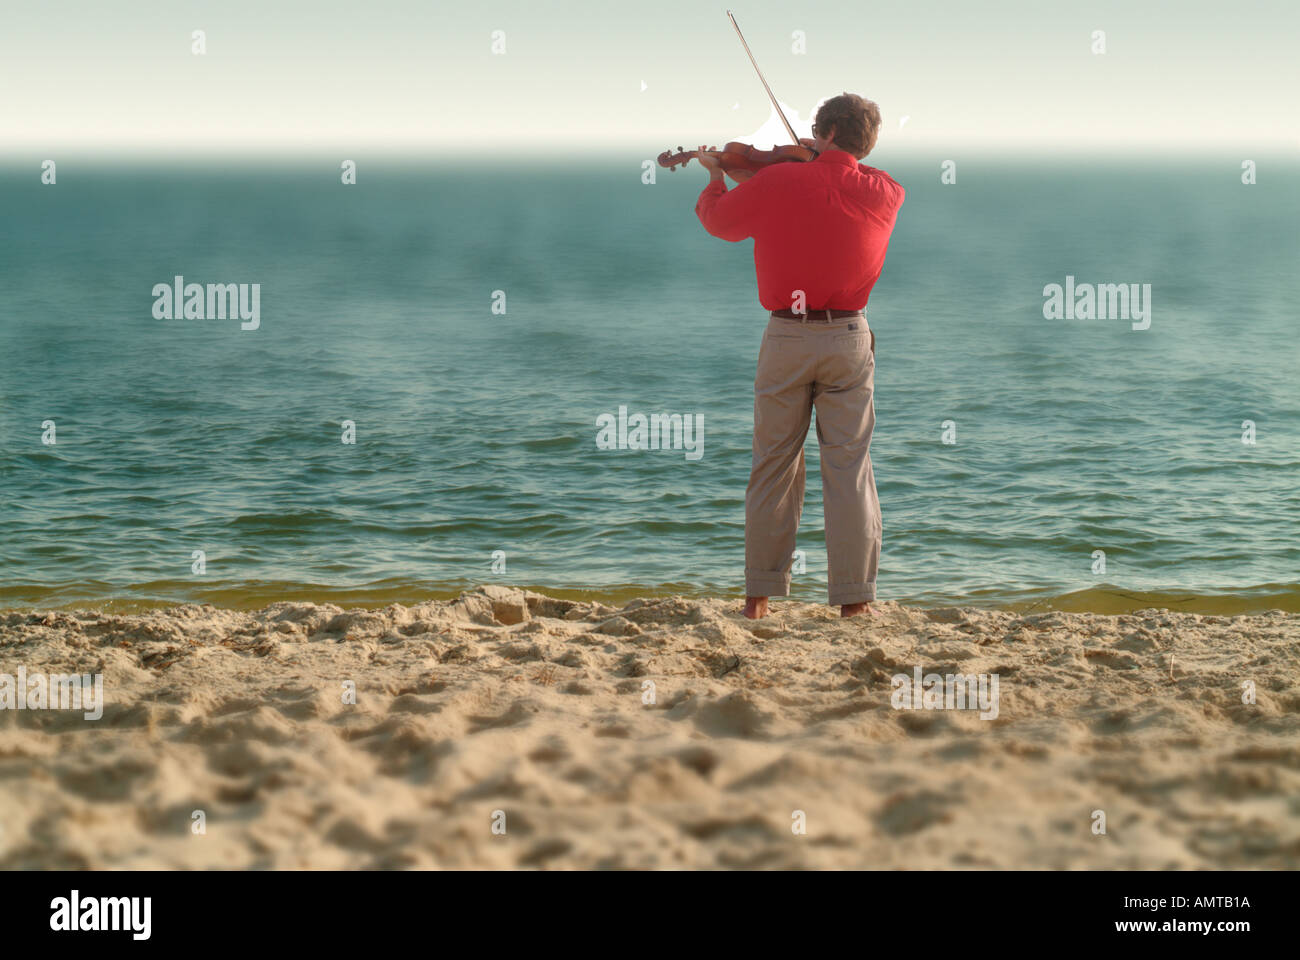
745,314,881,605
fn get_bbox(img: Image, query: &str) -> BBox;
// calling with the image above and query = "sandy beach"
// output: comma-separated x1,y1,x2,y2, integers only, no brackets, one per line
1,585,1297,869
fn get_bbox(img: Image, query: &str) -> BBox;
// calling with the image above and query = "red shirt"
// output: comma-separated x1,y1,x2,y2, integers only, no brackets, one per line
695,149,904,311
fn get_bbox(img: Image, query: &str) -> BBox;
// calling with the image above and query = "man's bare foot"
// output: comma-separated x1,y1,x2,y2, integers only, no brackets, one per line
743,596,769,619
840,602,876,618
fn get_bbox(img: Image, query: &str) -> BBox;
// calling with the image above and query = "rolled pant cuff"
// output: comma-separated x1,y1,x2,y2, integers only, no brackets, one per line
745,571,792,597
829,582,876,605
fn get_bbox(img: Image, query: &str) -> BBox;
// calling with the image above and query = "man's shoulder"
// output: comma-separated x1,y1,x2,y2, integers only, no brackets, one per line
855,162,899,183
854,163,905,203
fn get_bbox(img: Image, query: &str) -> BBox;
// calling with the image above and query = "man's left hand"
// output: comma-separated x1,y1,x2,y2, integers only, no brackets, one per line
695,145,724,180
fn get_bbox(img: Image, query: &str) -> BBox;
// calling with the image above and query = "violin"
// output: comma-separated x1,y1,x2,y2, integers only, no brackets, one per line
657,141,818,183
658,13,818,184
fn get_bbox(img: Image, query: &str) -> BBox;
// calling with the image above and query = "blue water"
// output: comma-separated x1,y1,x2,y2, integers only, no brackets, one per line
2,156,1298,610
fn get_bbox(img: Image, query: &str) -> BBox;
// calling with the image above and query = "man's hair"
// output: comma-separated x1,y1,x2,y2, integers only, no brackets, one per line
813,93,882,158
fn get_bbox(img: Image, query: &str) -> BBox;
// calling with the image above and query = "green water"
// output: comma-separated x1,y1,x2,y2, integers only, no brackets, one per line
2,158,1298,613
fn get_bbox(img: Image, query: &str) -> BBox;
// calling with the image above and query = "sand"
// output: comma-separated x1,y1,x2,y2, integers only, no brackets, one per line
1,585,1297,869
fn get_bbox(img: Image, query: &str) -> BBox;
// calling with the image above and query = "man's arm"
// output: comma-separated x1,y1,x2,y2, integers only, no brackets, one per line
695,163,767,242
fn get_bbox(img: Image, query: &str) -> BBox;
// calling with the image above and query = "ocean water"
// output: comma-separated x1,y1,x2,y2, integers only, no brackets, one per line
2,156,1298,613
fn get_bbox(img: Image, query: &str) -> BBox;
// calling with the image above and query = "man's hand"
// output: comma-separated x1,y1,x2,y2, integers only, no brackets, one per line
695,144,724,181
695,145,757,184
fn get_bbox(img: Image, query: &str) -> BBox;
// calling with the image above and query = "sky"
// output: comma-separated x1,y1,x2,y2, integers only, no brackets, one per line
1,0,1297,156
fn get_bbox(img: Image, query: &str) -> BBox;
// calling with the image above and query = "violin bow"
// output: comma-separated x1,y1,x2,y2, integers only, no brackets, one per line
726,10,801,147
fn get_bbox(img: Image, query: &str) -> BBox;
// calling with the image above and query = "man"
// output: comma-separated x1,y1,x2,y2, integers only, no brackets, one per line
694,93,904,620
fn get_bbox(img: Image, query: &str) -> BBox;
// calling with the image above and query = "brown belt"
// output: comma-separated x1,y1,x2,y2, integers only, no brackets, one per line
771,308,864,323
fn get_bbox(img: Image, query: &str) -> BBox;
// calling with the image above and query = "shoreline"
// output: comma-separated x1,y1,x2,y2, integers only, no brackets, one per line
5,581,1300,618
2,586,1297,868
